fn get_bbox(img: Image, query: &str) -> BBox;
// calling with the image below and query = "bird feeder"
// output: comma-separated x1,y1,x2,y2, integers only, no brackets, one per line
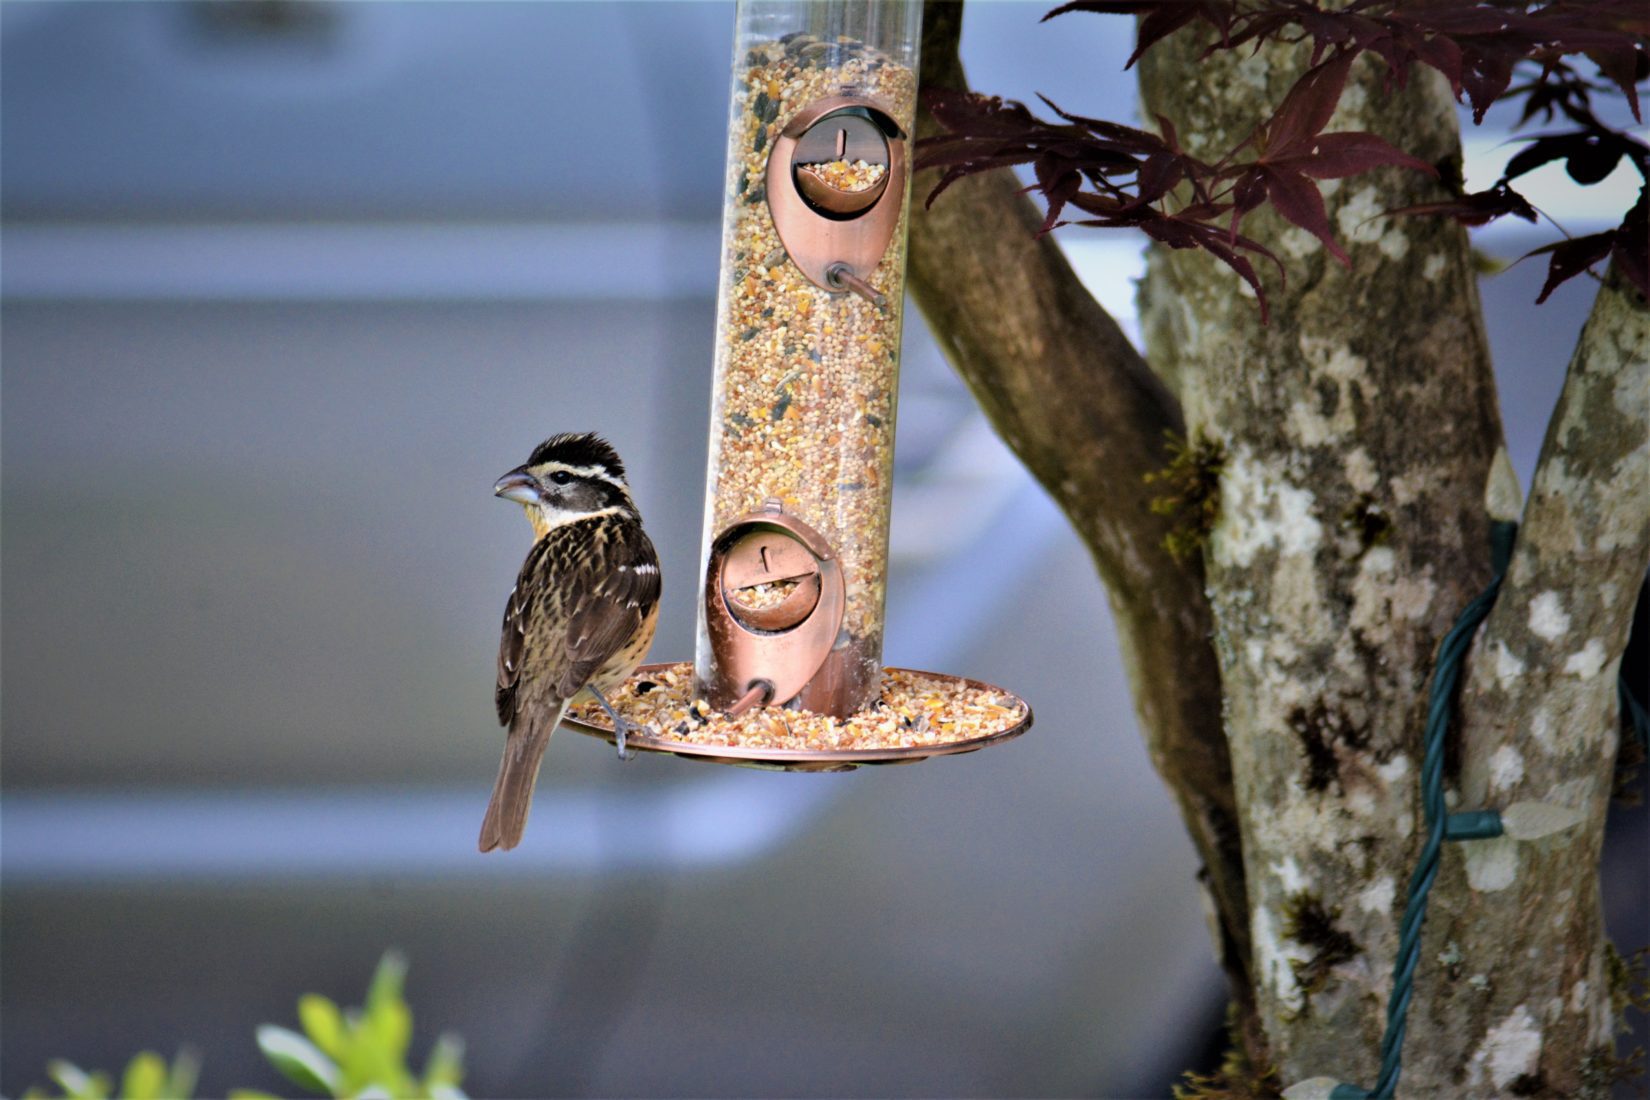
563,0,1031,769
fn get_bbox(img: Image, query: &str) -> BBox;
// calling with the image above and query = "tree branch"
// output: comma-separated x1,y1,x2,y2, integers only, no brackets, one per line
907,0,1251,1018
1420,268,1650,1094
1466,266,1650,804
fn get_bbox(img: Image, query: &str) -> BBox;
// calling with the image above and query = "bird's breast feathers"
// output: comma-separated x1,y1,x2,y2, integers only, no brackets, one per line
496,513,660,723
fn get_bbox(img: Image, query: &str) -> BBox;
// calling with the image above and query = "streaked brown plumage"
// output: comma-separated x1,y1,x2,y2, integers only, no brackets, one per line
480,433,660,853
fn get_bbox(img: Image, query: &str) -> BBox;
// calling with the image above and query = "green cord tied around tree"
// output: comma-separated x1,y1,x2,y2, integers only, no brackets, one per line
1348,521,1518,1100
1288,529,1650,1100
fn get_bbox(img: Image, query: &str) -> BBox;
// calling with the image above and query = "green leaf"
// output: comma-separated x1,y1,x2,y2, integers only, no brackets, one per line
339,1035,414,1096
364,997,413,1065
299,995,347,1060
47,1061,109,1100
119,1053,167,1100
226,1091,283,1099
421,1033,464,1091
341,952,414,1096
255,1026,341,1096
165,1048,201,1100
364,952,407,1017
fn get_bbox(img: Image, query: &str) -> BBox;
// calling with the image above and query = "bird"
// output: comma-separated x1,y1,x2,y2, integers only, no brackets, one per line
480,432,660,853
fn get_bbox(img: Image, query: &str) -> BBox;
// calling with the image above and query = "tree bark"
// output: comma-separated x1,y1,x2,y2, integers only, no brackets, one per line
1137,25,1512,1089
1417,267,1649,1097
908,0,1257,1040
1134,22,1649,1097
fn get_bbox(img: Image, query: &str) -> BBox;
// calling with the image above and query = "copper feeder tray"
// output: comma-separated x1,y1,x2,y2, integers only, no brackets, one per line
561,662,1032,773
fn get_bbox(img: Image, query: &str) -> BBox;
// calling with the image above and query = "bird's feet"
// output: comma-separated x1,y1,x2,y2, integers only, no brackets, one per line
588,687,640,761
614,716,644,761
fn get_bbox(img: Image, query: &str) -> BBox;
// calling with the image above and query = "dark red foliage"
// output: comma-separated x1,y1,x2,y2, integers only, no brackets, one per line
1523,188,1648,302
1042,2,1232,68
919,87,1286,316
1062,0,1650,123
1503,129,1648,186
1228,52,1439,263
1388,180,1538,226
921,0,1648,312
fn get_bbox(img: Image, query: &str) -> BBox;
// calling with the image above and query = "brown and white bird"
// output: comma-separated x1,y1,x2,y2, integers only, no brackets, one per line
480,433,660,853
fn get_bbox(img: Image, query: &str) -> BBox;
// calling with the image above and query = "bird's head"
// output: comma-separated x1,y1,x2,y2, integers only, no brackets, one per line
494,433,636,538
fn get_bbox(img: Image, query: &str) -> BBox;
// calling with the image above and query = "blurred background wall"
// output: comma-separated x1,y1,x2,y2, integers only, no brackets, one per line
2,3,1644,1097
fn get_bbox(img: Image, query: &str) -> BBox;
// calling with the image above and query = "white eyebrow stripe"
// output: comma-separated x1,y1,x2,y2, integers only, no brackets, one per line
538,462,628,490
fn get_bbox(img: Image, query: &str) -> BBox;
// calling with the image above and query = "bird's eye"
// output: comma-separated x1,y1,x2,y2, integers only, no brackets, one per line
549,471,572,485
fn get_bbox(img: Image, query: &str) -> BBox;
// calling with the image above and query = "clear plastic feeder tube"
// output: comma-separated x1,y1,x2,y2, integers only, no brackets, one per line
696,0,922,717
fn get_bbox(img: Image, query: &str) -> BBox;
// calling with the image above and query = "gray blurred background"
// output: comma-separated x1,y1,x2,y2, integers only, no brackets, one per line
2,3,1644,1098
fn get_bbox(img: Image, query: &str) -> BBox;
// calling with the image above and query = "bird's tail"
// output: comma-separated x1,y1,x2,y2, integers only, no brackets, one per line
478,707,561,853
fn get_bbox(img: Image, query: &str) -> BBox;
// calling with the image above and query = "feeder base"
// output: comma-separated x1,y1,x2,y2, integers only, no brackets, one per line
561,662,1031,772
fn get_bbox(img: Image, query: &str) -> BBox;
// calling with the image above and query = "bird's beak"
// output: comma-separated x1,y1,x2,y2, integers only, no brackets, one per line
493,467,543,505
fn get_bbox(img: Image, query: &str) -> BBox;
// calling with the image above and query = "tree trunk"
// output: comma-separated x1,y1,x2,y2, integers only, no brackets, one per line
910,2,1648,1092
1134,16,1650,1089
1137,26,1509,1089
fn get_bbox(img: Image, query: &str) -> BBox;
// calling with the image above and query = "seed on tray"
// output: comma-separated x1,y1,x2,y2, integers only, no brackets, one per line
796,158,887,193
731,577,801,610
568,663,1026,753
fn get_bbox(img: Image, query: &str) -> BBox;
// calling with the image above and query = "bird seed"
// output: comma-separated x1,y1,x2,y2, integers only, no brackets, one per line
797,158,888,193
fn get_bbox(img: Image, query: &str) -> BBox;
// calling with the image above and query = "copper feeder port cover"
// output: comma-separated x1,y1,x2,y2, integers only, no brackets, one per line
766,96,907,297
720,529,823,632
791,105,891,216
703,502,845,711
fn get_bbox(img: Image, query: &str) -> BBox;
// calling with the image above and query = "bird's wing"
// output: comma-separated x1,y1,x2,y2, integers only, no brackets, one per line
495,536,551,726
556,531,661,698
